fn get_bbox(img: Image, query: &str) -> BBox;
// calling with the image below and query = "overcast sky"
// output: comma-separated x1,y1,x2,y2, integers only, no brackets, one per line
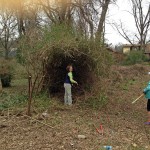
105,0,149,45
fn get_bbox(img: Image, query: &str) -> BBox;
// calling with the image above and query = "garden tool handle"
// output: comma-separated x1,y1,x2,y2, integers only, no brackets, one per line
132,94,144,104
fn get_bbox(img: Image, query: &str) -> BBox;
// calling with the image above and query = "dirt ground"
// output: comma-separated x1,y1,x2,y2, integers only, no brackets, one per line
0,64,150,150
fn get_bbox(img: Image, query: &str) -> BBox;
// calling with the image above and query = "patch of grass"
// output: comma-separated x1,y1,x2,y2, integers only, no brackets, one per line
121,83,129,91
120,79,136,91
0,92,27,111
33,94,52,112
12,79,27,87
82,93,108,110
123,51,148,65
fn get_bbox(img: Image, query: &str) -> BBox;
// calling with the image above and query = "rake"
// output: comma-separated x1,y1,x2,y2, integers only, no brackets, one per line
132,94,144,104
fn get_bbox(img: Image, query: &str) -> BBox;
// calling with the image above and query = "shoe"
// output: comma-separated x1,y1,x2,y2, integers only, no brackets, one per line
145,121,150,125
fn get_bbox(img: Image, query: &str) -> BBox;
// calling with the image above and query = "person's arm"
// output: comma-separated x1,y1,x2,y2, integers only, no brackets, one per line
144,86,150,93
68,72,77,84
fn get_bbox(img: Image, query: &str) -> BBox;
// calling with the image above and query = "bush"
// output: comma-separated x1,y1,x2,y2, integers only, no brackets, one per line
0,59,13,87
123,51,147,65
0,92,27,111
1,74,12,87
44,25,113,90
18,24,113,96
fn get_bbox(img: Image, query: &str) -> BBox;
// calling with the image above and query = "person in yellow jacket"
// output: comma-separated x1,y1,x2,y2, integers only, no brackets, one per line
64,65,78,105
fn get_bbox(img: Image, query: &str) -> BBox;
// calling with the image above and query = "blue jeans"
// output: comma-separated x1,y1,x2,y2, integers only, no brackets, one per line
64,83,72,105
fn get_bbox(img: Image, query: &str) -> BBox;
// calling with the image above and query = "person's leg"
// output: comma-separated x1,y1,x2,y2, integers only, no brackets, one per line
64,84,68,104
147,99,150,122
66,84,72,105
148,111,150,122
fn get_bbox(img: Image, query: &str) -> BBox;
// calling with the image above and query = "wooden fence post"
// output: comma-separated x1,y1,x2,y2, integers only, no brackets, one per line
0,78,2,93
27,75,32,116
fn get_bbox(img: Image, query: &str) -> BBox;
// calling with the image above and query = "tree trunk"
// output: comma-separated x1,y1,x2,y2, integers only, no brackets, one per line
96,0,110,41
18,17,25,36
0,79,2,93
59,0,68,23
5,48,9,59
27,76,32,116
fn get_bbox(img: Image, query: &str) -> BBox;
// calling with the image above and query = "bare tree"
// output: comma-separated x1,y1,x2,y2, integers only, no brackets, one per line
114,0,150,49
0,0,114,60
131,0,150,48
38,0,73,24
113,21,134,45
14,0,26,36
74,0,95,38
0,9,17,59
96,0,111,40
38,0,113,40
19,29,48,115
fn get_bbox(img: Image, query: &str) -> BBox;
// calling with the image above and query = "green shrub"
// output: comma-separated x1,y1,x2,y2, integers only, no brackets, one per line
0,59,13,87
123,51,147,65
0,92,27,111
1,74,12,87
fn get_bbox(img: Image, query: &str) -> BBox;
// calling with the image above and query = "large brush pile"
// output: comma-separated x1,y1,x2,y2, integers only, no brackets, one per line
45,44,95,94
19,24,112,97
42,25,112,95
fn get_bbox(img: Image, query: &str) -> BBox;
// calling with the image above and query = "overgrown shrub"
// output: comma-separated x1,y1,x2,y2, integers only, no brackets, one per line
123,51,147,65
18,24,113,106
0,59,13,87
42,25,113,92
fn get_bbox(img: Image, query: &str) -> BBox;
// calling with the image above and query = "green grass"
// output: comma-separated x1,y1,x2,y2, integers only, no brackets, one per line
120,79,136,91
0,92,27,111
0,78,63,112
80,93,108,110
33,93,52,112
12,79,27,86
123,51,148,65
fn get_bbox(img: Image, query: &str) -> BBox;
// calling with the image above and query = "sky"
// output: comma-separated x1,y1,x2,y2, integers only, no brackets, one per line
105,0,149,45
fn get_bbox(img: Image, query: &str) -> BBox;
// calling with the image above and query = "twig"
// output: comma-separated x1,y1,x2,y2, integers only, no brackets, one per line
23,115,54,128
7,108,10,120
93,124,101,134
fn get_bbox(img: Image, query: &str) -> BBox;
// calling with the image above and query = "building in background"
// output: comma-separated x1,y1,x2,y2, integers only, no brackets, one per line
122,44,141,54
123,44,150,55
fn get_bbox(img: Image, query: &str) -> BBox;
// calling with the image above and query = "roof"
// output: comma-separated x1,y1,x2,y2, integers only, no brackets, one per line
123,44,141,47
